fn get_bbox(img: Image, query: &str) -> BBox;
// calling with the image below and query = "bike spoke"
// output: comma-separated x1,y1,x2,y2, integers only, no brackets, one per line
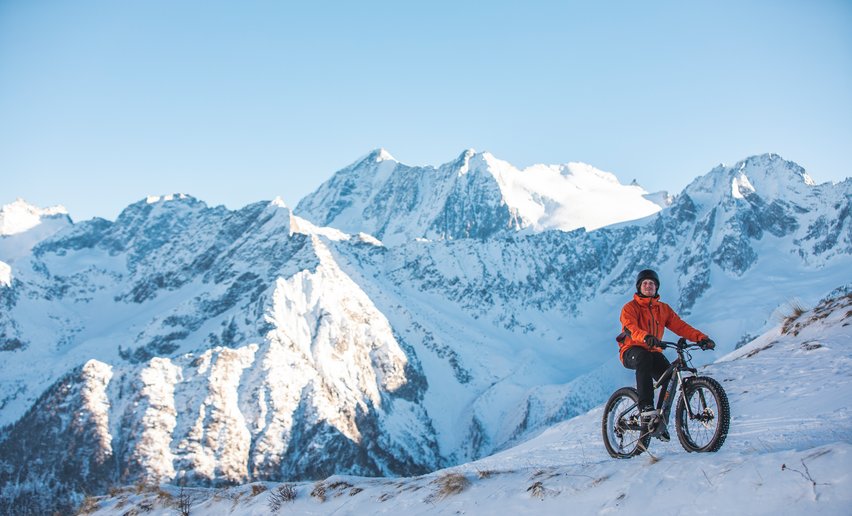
698,388,708,412
606,395,644,456
683,386,719,447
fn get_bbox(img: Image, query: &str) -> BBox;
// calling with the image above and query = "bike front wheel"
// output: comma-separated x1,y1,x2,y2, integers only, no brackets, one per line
602,387,650,458
675,376,730,452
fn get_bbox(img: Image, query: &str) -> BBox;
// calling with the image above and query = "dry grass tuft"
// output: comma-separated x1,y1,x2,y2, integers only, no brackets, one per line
433,472,470,499
155,488,173,503
114,495,130,510
278,484,297,502
780,298,808,335
801,341,823,351
76,496,101,514
267,484,297,512
311,482,327,502
326,481,354,498
476,469,497,479
228,491,244,510
527,481,545,499
108,486,133,497
250,483,268,497
743,342,775,358
530,468,559,480
591,474,611,486
134,481,154,495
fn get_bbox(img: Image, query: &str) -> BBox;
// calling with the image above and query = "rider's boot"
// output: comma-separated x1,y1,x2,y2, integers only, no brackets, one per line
642,405,670,441
642,407,670,441
639,405,657,436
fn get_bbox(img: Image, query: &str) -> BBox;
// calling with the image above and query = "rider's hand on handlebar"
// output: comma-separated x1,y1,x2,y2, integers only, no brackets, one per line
699,338,715,350
644,335,662,349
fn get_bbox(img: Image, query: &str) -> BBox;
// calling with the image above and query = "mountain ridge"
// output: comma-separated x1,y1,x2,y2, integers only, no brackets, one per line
0,151,849,514
295,149,667,244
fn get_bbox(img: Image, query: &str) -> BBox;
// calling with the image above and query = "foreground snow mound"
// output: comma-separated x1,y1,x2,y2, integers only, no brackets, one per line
85,287,852,515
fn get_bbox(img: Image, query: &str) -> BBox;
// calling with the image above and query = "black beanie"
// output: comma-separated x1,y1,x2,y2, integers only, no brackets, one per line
635,269,660,293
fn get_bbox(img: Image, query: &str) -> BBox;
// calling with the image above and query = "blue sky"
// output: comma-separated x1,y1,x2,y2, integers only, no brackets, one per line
1,0,850,222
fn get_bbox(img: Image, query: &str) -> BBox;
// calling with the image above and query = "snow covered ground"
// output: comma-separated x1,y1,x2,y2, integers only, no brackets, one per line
84,288,852,515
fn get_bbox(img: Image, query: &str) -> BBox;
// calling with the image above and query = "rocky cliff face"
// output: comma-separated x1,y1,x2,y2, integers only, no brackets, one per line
0,152,849,514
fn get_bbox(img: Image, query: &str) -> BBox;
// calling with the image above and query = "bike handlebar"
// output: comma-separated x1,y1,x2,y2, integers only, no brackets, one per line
657,337,705,350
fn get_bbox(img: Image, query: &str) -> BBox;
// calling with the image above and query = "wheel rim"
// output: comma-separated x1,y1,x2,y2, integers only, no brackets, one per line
606,395,642,456
681,386,720,449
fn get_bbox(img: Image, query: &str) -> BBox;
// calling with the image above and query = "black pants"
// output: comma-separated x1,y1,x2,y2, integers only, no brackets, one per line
623,346,671,410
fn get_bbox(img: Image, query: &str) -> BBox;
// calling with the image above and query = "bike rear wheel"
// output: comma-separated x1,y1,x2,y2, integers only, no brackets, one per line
675,376,730,452
602,387,650,458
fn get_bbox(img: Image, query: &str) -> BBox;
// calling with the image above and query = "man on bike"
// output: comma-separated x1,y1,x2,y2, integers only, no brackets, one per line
617,269,715,440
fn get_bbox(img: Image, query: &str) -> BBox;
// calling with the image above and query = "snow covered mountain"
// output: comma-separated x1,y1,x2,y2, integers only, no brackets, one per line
81,285,852,515
0,198,72,262
0,198,70,237
0,152,849,514
296,149,666,245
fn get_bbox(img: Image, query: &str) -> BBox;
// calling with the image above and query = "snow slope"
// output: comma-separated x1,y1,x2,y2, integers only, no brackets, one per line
84,286,852,515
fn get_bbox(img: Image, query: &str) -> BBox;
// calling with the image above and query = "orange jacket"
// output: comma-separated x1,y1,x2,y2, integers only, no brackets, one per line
618,294,708,363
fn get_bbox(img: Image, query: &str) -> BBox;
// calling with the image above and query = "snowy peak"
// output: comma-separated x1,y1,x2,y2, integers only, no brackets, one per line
295,149,662,244
371,147,398,163
455,148,480,174
269,196,288,209
643,190,673,208
144,193,196,205
105,193,211,242
497,160,661,232
0,198,71,236
355,148,398,166
682,153,818,209
0,199,73,263
350,149,401,186
132,193,206,213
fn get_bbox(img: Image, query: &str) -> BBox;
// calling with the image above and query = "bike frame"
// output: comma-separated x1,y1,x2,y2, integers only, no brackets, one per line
653,338,699,428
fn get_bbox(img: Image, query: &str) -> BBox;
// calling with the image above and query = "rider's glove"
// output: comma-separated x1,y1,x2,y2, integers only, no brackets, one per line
699,338,716,350
644,335,662,349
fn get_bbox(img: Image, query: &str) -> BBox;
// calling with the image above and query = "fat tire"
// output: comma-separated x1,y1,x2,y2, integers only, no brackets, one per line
602,387,650,459
675,376,730,452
